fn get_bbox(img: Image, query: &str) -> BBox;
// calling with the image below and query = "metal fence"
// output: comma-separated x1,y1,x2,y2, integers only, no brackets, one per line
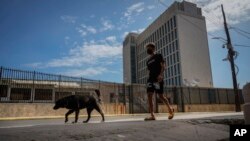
0,66,244,113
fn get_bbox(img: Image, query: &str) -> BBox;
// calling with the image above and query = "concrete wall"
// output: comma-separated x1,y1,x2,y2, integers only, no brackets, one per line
158,104,239,112
0,103,126,119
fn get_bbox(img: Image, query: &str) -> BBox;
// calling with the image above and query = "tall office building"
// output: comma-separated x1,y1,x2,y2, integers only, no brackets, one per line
123,1,213,87
123,33,138,84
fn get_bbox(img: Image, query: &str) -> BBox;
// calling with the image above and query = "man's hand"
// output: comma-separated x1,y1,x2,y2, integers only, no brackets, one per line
157,75,163,82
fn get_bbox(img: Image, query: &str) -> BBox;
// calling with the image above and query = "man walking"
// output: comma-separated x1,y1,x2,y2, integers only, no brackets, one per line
144,43,174,121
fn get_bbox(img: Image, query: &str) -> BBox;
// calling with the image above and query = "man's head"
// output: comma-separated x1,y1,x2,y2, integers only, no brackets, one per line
145,43,155,55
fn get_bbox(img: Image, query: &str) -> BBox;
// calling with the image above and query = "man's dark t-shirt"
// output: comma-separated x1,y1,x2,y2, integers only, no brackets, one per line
146,53,164,82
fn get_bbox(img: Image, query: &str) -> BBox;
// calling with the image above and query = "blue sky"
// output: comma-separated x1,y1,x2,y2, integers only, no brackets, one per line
0,0,250,88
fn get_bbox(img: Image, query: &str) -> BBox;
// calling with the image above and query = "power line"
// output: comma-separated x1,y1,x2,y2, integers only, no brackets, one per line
230,26,250,35
234,44,250,48
231,28,250,39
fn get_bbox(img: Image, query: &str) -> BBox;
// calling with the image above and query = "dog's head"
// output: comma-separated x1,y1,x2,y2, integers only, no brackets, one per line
53,99,66,110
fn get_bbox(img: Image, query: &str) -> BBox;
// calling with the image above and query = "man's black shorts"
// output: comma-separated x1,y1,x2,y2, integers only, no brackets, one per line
146,81,164,94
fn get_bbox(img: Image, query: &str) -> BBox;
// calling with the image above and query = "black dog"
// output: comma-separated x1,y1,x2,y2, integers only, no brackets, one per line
53,90,104,123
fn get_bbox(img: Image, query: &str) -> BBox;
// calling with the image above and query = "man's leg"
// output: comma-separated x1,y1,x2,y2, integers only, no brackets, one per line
158,94,173,113
147,92,155,118
145,81,156,120
158,94,174,119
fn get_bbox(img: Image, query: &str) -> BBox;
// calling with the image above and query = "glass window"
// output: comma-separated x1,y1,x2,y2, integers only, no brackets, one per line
174,65,177,75
159,27,162,38
175,40,178,50
171,31,174,41
172,42,175,52
169,44,172,54
173,53,176,63
175,29,177,39
176,52,179,62
164,23,167,34
167,21,170,32
168,33,171,42
177,63,180,74
173,16,176,28
170,18,173,30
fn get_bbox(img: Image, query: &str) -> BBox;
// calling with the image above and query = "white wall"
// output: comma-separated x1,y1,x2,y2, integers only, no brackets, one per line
177,14,213,87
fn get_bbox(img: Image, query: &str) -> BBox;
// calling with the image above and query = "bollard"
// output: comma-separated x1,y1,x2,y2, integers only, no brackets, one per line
243,83,250,124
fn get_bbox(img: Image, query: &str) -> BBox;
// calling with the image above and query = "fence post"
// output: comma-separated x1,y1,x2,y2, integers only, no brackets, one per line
32,71,35,103
0,66,2,81
188,87,191,104
130,84,134,114
226,89,229,104
217,89,221,104
199,88,201,104
58,75,61,99
80,77,83,89
180,87,185,112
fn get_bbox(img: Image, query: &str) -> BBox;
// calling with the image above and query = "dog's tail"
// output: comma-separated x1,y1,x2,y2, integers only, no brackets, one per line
94,89,101,102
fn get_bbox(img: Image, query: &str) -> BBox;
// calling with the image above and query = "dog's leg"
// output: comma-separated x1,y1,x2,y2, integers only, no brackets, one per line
94,104,105,122
72,110,79,124
65,109,74,123
83,107,93,123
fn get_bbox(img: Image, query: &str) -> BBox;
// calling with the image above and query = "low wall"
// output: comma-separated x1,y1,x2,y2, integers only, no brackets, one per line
158,104,241,112
184,104,243,112
0,103,126,119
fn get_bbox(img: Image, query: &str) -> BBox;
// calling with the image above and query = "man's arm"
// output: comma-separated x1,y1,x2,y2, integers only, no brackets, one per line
157,54,166,82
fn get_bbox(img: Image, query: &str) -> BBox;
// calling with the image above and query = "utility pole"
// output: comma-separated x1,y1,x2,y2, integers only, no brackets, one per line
221,4,241,112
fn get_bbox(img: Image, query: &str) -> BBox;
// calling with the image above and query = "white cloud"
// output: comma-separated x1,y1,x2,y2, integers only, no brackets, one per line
186,0,250,32
38,37,122,68
64,36,70,44
76,27,88,36
147,5,155,10
105,36,116,43
62,67,108,77
147,16,153,20
122,28,145,39
60,15,77,23
123,2,145,23
90,14,95,18
81,24,97,34
100,19,114,32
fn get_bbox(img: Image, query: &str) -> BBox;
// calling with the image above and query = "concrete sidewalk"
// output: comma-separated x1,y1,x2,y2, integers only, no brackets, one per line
0,112,244,141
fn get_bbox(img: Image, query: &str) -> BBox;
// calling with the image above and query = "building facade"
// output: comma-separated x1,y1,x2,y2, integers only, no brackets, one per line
123,33,138,84
123,1,213,87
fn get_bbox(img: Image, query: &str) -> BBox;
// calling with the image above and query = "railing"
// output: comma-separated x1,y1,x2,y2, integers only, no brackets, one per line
0,66,245,113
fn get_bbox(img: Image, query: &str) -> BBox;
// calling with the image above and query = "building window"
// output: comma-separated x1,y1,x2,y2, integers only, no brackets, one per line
167,21,170,32
175,40,178,50
177,63,180,75
175,77,178,86
170,18,173,30
171,66,173,76
164,23,167,34
167,56,170,66
173,53,176,64
172,42,175,52
169,44,172,54
173,16,176,28
168,33,171,43
174,29,177,39
174,65,177,75
176,52,179,62
171,31,174,41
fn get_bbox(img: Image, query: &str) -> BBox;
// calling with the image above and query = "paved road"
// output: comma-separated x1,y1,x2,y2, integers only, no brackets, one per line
0,112,244,141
